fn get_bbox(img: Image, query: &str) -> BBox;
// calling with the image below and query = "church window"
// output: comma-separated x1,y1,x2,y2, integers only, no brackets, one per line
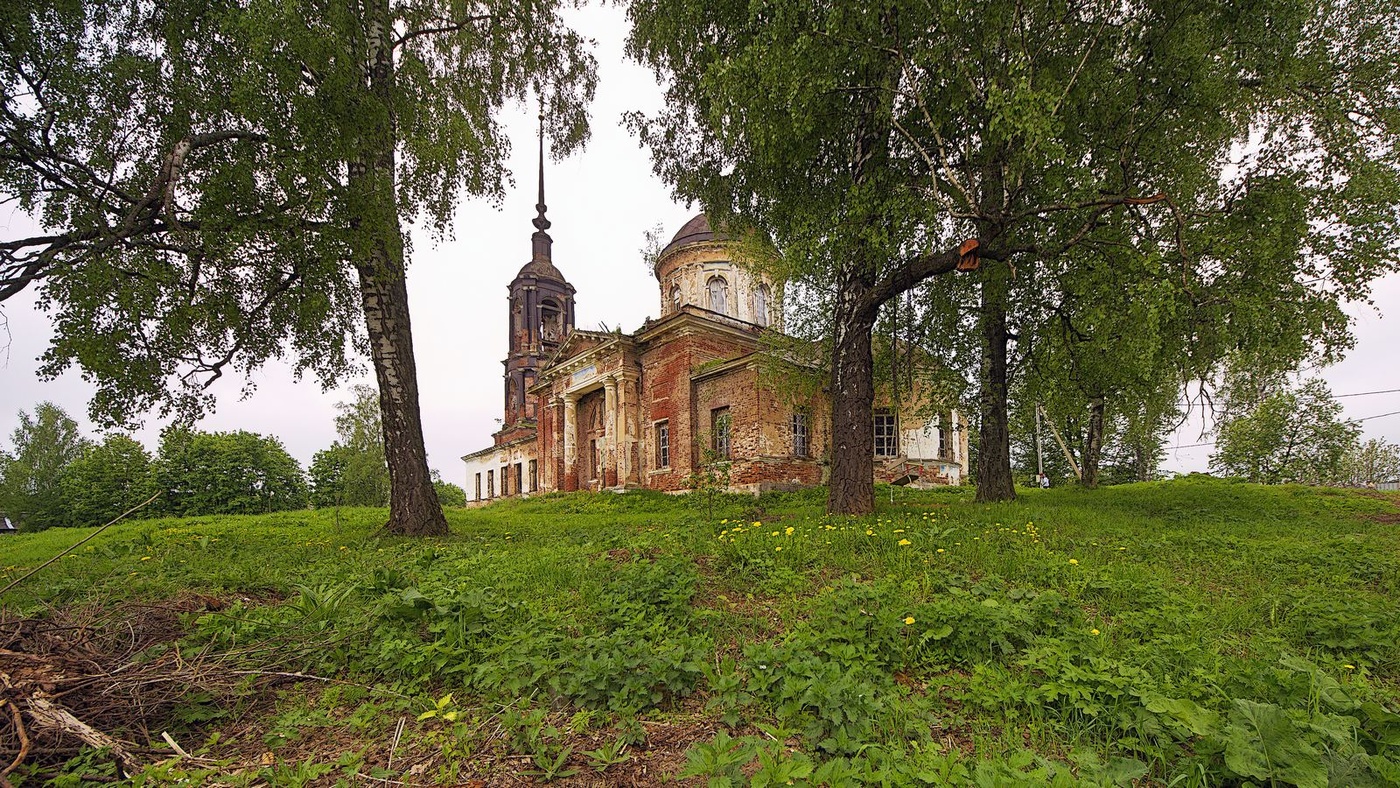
755,284,771,327
656,421,670,468
670,284,682,311
475,473,482,501
540,299,562,342
791,411,810,457
529,460,538,492
874,411,898,457
501,465,510,495
938,413,952,459
707,276,729,314
712,407,732,459
487,470,494,498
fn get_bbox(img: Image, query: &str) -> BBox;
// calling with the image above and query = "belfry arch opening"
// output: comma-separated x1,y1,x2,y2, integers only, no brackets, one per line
540,298,564,342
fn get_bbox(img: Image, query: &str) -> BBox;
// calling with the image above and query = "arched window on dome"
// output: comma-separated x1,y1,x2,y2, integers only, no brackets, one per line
670,284,682,312
754,284,771,327
707,276,729,315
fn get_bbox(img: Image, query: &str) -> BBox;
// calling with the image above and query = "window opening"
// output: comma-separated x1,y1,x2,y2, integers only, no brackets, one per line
874,411,898,457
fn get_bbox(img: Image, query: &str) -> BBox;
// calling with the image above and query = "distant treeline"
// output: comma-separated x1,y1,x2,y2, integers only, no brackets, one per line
0,400,465,532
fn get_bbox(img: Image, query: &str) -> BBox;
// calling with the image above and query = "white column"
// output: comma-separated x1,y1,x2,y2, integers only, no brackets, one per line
603,377,618,486
563,392,578,489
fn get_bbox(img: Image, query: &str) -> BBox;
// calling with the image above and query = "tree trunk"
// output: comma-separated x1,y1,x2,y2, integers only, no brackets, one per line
347,0,447,537
1082,396,1105,488
358,263,447,536
827,271,878,515
975,261,1015,503
1134,442,1150,482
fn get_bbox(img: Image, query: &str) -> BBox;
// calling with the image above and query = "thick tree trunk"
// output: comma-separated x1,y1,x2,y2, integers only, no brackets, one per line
827,273,878,515
345,0,447,537
1082,396,1105,488
358,262,447,536
975,261,1015,503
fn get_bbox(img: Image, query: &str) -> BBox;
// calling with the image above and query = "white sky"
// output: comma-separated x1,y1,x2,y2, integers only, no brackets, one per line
1,5,1396,484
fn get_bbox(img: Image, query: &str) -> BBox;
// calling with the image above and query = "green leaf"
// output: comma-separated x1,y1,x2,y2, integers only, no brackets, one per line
1143,694,1222,738
1225,699,1327,788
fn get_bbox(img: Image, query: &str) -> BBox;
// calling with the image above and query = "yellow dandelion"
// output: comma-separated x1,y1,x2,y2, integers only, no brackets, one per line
771,531,780,536
898,539,912,546
1344,664,1356,670
904,616,916,625
893,529,905,533
865,529,874,536
1069,558,1079,565
752,521,762,527
936,548,945,554
785,527,795,536
140,556,152,561
1091,628,1101,636
775,546,782,552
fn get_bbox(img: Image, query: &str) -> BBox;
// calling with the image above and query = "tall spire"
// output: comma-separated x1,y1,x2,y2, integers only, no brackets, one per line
530,108,553,262
533,111,550,231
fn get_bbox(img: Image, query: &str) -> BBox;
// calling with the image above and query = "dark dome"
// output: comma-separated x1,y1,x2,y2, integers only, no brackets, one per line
514,256,568,283
659,213,727,259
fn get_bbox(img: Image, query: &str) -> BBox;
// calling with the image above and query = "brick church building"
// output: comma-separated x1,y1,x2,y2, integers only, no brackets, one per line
462,143,967,502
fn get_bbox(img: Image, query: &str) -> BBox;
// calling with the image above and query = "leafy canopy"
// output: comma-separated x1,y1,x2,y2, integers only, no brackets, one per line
1,0,597,425
0,402,90,530
1211,378,1360,485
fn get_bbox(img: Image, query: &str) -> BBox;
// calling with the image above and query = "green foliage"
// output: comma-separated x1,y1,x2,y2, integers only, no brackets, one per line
431,470,466,508
1,0,598,427
310,385,391,508
155,426,308,516
1340,439,1400,488
0,401,90,530
58,433,157,527
1212,378,1361,484
628,0,1400,510
8,479,1400,785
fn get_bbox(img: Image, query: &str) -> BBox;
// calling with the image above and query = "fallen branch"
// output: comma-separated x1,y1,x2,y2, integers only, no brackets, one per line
1,698,29,788
0,492,160,599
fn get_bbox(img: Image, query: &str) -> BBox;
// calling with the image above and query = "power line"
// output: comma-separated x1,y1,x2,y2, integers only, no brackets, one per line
1167,409,1400,451
1174,387,1400,407
1337,388,1400,399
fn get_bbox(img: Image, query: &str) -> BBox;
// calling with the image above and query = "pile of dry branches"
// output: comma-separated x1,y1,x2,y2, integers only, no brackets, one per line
0,594,243,785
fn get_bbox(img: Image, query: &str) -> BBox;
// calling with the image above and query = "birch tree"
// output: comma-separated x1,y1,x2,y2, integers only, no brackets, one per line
626,0,1400,512
1,0,596,534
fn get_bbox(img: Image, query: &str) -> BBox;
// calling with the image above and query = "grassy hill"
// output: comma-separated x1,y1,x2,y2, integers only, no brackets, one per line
2,478,1399,786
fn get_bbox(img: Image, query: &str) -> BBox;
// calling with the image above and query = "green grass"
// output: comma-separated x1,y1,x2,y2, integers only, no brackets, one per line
4,478,1400,786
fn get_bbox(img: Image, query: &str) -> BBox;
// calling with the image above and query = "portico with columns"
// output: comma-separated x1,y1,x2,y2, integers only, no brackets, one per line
533,331,644,492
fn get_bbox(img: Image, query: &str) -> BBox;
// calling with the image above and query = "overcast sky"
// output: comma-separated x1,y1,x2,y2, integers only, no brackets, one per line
1,5,1396,484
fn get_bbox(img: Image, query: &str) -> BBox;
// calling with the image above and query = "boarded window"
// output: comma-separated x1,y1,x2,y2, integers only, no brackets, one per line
707,276,729,314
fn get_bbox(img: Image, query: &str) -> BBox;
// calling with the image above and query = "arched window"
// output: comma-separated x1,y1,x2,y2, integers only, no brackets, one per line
670,284,682,311
754,284,771,327
707,276,729,314
539,298,562,342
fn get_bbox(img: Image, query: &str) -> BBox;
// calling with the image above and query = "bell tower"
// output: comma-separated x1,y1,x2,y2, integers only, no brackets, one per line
497,113,575,442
